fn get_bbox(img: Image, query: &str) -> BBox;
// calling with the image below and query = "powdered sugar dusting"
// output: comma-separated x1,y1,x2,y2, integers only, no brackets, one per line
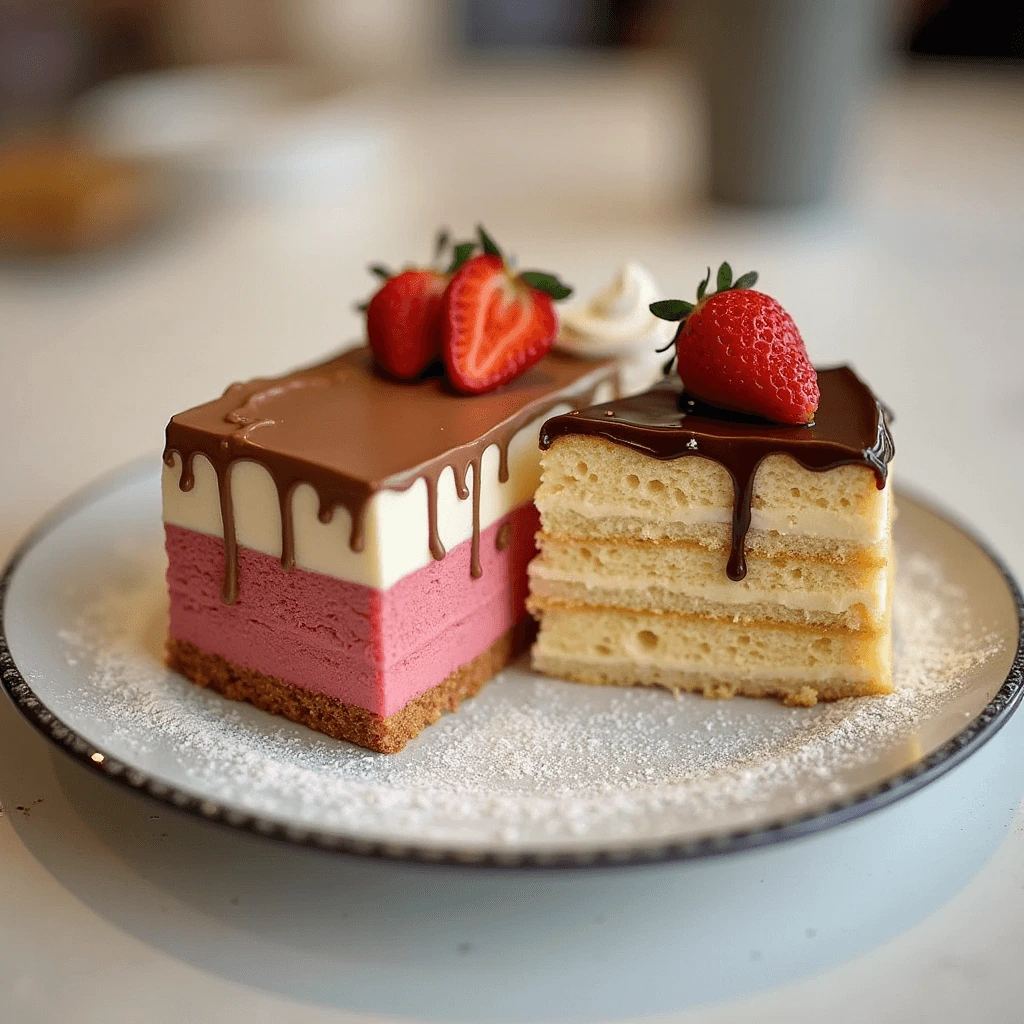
43,540,1007,851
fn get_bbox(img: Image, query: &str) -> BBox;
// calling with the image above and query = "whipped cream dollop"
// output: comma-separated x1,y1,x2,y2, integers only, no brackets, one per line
557,262,674,394
558,262,674,358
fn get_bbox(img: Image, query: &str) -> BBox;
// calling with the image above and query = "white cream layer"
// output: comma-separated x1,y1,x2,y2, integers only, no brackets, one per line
535,485,892,547
162,389,614,590
528,564,889,618
534,652,876,686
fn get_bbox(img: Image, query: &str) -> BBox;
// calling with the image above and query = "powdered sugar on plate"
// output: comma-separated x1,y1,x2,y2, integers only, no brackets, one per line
41,530,1006,851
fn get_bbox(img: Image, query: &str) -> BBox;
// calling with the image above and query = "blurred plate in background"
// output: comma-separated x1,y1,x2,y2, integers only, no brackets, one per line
72,66,392,204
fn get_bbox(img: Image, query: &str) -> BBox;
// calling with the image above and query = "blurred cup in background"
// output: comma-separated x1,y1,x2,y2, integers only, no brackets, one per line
693,0,880,208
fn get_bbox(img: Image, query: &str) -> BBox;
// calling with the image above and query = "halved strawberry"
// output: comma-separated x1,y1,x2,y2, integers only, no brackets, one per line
441,226,572,395
363,231,476,380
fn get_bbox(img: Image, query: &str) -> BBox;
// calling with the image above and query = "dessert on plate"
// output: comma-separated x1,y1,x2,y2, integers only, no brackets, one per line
163,229,663,752
528,263,895,706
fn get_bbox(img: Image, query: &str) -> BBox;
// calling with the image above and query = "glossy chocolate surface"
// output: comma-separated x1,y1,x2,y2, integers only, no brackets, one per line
165,347,618,602
540,366,894,580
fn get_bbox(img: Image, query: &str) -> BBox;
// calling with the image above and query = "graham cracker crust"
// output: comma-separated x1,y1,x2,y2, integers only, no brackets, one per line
166,619,534,754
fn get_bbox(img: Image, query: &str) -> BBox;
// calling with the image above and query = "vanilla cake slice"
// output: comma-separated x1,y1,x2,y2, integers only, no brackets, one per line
527,367,895,706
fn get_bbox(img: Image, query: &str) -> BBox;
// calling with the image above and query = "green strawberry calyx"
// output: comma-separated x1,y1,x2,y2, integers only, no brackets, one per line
354,229,477,311
476,224,573,302
650,261,759,325
650,261,759,373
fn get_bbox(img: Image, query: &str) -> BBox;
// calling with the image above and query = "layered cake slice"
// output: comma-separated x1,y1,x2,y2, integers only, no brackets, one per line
164,229,619,752
164,347,618,751
528,264,895,706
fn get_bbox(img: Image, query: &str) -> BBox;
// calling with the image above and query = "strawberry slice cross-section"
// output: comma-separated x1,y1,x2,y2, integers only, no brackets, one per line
442,226,572,395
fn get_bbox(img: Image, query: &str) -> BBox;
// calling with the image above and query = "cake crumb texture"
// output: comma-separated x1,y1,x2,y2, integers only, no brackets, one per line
529,434,894,704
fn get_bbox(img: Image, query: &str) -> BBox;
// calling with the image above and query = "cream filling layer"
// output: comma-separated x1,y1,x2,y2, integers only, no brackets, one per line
533,651,876,685
528,564,889,617
535,486,892,546
162,388,612,590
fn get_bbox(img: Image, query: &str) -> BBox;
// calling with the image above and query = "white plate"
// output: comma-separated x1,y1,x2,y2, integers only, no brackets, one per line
2,460,1021,867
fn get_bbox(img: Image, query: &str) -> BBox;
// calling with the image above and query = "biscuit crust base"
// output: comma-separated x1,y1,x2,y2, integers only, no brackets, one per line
166,619,534,754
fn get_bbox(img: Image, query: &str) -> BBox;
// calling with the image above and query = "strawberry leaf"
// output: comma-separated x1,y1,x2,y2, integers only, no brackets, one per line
650,299,694,321
448,241,476,274
716,262,732,292
732,270,759,290
477,224,503,259
434,228,450,259
369,263,392,280
520,270,572,301
354,300,369,312
696,266,711,301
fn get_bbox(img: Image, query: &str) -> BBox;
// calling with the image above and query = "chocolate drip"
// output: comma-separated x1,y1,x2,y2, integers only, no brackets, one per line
217,460,238,602
539,366,894,582
469,456,483,577
451,461,470,501
164,347,618,604
164,448,242,601
164,449,194,491
424,474,445,560
278,480,296,572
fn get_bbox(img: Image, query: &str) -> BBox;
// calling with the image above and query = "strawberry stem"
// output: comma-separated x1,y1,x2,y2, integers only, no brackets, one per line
448,241,476,274
477,224,503,259
360,228,477,314
696,266,711,301
650,262,759,325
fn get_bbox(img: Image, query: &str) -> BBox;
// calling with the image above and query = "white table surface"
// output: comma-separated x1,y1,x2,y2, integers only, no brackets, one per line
1,60,1023,1023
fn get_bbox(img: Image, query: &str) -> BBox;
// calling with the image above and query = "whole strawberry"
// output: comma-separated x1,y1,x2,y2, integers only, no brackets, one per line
366,270,445,379
442,226,572,395
363,232,476,380
651,263,819,425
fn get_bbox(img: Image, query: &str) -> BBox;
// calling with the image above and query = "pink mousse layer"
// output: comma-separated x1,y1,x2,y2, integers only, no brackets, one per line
165,503,539,718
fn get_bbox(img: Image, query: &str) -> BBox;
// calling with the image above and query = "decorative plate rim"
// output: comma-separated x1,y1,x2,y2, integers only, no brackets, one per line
2,458,1022,870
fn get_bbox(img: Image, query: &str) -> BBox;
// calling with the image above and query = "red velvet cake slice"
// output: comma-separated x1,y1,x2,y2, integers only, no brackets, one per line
163,346,617,752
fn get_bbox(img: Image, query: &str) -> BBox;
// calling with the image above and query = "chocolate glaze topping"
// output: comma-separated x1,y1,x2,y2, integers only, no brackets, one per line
539,365,894,582
165,347,618,603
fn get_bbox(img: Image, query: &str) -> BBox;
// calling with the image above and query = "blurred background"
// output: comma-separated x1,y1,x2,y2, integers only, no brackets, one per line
1,0,1021,239
0,0,1022,563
